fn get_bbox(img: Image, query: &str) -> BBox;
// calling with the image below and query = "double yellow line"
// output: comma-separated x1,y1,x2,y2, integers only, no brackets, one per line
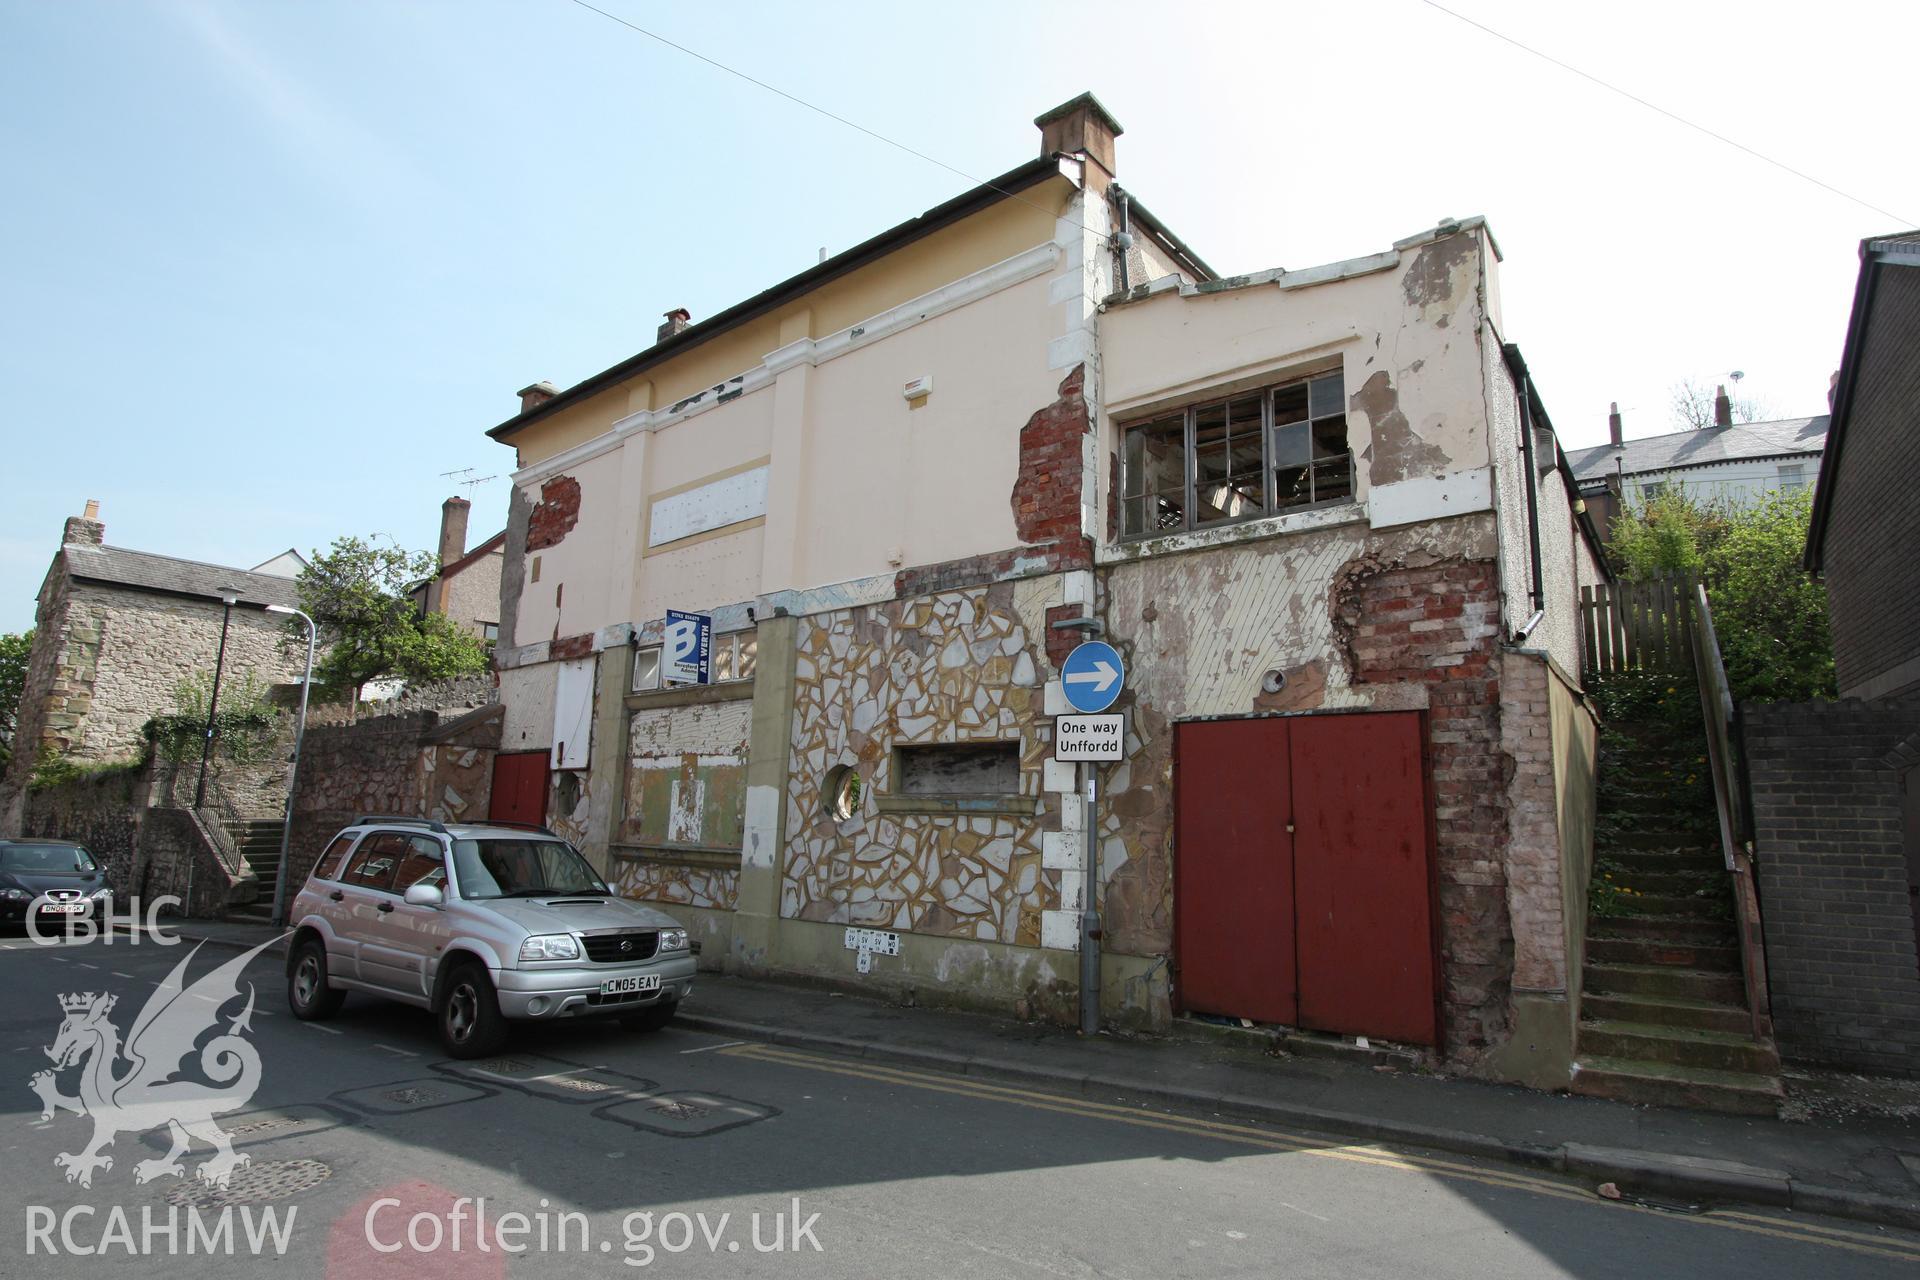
720,1042,1920,1263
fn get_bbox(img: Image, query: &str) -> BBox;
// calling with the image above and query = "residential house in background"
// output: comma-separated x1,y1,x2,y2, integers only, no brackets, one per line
409,94,1610,1087
411,495,505,645
1743,230,1920,1079
250,548,310,579
1567,399,1828,548
0,503,309,833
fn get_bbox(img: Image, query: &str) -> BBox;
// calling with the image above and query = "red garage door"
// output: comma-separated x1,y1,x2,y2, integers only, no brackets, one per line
1174,712,1439,1047
489,752,549,828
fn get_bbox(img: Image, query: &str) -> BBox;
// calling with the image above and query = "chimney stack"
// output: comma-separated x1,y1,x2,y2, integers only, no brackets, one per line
63,500,104,547
1034,92,1123,191
1607,402,1622,448
658,309,692,342
1713,384,1733,428
517,381,558,414
438,496,471,570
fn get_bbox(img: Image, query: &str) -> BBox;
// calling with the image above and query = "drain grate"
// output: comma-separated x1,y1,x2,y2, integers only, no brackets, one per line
164,1159,332,1209
470,1057,535,1075
382,1087,442,1106
548,1076,614,1094
224,1117,301,1138
650,1099,710,1120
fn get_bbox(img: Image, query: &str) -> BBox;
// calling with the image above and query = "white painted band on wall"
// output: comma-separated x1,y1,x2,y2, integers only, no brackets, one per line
513,242,1062,488
1368,467,1496,530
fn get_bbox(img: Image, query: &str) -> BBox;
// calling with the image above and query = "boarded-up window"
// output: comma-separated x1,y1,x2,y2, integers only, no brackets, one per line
552,658,595,770
622,700,752,851
896,743,1020,796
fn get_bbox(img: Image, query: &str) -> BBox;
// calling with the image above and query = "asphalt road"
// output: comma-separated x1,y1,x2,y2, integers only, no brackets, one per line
3,931,1916,1279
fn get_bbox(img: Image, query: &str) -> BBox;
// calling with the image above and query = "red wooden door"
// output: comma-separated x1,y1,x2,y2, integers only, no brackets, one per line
1173,718,1297,1024
1289,712,1439,1046
489,752,549,827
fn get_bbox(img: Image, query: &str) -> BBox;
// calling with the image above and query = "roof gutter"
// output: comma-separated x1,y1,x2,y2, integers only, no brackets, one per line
489,157,1062,442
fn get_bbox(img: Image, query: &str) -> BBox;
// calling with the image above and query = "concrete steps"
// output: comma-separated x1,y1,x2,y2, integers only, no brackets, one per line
224,819,285,914
1575,802,1779,1114
1570,1055,1783,1116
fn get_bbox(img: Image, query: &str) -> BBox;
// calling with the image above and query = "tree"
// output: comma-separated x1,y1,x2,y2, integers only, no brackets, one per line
1670,378,1770,430
295,537,490,710
1609,489,1833,704
0,629,32,768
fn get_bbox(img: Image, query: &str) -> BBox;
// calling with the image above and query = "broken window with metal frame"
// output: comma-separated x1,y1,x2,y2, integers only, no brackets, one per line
1120,369,1352,538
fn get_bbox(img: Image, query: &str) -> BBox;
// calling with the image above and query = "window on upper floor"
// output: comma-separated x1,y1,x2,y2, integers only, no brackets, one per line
1119,369,1352,538
1777,463,1806,493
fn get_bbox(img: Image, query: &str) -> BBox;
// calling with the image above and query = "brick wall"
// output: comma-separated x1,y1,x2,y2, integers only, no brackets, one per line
1010,364,1091,553
526,475,581,552
1336,555,1512,1055
1824,266,1920,700
1745,699,1920,1075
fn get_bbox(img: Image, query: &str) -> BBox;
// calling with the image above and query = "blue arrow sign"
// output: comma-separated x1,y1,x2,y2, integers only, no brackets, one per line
1060,640,1124,713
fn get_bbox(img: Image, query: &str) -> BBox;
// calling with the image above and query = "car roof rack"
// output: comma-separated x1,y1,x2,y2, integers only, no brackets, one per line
473,819,560,837
352,815,450,834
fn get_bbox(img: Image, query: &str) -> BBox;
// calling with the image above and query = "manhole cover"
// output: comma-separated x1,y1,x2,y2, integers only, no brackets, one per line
597,1092,776,1138
382,1087,441,1105
471,1057,535,1075
650,1099,710,1120
164,1159,332,1208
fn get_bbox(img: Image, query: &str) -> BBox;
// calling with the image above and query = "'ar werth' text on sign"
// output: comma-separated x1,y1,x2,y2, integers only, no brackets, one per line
1054,714,1125,761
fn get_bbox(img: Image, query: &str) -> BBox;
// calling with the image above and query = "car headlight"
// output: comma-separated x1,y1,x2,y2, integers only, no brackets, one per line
89,887,112,901
0,888,28,901
658,928,689,953
518,934,580,962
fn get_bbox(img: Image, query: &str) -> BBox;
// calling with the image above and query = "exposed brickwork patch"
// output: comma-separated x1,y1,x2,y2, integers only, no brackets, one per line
1044,604,1083,669
1334,553,1509,1056
549,632,594,661
1012,365,1089,548
526,475,581,552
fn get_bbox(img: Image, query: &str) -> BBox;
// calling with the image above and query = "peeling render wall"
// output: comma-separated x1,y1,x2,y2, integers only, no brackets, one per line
1101,514,1531,1056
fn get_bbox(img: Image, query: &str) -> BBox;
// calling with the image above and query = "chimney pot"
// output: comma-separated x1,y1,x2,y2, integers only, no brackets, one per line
517,381,558,414
1034,92,1123,189
1607,402,1622,449
658,309,692,342
1713,383,1733,428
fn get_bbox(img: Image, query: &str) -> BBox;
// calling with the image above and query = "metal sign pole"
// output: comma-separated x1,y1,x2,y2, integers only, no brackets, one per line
1079,760,1101,1035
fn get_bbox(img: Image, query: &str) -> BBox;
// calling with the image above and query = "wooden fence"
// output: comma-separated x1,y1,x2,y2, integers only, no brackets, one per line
1579,575,1697,679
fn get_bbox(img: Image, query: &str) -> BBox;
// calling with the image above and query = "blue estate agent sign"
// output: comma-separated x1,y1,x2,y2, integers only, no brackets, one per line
662,610,712,686
1060,640,1124,713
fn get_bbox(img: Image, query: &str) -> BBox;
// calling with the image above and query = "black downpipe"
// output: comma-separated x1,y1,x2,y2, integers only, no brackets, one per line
1506,343,1546,617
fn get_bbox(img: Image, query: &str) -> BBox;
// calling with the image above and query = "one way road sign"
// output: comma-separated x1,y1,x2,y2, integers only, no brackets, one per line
1060,640,1124,714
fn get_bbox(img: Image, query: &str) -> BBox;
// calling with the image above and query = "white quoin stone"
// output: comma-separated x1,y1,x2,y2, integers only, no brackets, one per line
1041,909,1081,952
1042,680,1070,716
1042,830,1081,870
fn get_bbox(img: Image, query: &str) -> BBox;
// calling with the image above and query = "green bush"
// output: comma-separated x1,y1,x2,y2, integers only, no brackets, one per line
1608,488,1834,705
142,668,281,765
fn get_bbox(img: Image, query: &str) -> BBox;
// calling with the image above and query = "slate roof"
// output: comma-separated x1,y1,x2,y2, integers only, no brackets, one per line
1565,415,1828,487
61,543,301,609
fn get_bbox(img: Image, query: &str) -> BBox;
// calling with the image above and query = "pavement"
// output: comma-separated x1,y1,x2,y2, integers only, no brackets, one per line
141,915,1920,1231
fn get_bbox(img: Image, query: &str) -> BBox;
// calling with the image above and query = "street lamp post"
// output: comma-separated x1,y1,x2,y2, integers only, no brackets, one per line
265,604,315,929
192,587,242,809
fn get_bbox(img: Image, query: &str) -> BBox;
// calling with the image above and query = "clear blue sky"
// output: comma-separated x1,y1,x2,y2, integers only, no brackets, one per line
4,1,1914,634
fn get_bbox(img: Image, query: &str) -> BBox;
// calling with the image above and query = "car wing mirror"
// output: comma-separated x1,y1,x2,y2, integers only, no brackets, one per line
403,883,445,908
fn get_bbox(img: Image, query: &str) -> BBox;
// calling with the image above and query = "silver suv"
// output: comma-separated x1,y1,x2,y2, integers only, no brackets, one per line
284,816,696,1058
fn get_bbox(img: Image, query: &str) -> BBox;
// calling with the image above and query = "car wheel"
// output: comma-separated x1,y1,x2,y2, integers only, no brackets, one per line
620,1000,677,1033
287,938,346,1021
439,963,509,1059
